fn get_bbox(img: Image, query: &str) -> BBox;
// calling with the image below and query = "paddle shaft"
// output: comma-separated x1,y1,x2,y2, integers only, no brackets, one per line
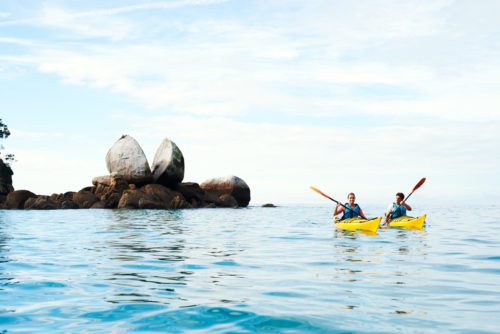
310,186,367,219
404,191,416,203
386,178,426,221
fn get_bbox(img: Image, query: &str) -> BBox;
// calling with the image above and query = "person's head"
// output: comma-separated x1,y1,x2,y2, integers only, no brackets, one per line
396,192,405,204
347,192,356,205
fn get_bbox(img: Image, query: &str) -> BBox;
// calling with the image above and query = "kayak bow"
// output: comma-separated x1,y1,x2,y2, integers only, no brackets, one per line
388,214,426,230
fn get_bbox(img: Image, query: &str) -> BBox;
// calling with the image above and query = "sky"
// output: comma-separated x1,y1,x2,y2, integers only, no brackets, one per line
0,0,499,205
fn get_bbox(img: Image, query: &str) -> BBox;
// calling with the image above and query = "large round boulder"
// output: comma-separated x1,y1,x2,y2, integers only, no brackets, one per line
200,176,250,207
105,135,152,184
151,137,184,186
5,190,36,209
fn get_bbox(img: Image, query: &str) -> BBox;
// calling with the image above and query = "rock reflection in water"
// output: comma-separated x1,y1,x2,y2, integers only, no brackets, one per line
99,210,246,306
101,210,191,305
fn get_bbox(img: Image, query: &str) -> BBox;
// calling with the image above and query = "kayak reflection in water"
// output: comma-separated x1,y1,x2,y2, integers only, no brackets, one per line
385,192,412,223
334,192,367,221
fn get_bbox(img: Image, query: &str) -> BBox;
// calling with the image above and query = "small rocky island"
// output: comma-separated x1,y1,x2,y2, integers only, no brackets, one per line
0,135,250,210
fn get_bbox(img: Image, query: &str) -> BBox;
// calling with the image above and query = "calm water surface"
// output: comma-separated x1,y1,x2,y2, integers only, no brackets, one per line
0,205,499,333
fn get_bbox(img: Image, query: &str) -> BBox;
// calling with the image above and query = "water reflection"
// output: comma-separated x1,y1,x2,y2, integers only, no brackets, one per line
334,229,378,238
0,212,14,317
98,210,246,306
100,210,191,304
0,212,13,284
0,207,498,332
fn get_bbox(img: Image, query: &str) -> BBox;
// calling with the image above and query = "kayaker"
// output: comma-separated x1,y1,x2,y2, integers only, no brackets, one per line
334,192,367,220
385,192,412,222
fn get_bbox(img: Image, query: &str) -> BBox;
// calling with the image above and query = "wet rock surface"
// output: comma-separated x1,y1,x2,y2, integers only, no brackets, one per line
201,176,251,207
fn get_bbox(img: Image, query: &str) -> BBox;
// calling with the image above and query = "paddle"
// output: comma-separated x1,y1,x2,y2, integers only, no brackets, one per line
310,186,367,219
385,177,426,222
404,177,426,203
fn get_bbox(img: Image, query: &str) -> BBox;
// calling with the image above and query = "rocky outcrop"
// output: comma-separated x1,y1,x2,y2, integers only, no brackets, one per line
201,176,250,207
5,190,37,209
118,184,189,209
46,192,80,209
151,137,184,186
93,175,129,208
218,194,238,208
0,159,14,195
2,136,251,211
173,182,205,207
24,196,59,210
79,186,95,193
50,192,75,203
72,190,99,209
106,135,152,184
90,201,106,209
117,189,147,209
262,203,276,208
61,200,79,209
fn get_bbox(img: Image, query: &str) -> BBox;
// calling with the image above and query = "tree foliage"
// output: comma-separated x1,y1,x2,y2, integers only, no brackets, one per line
0,118,15,165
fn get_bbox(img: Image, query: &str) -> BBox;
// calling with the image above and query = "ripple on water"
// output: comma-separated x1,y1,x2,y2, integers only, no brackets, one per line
131,306,327,333
0,207,499,333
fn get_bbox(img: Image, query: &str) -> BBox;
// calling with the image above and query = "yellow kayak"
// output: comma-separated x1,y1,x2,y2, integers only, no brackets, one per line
388,214,426,230
334,217,381,233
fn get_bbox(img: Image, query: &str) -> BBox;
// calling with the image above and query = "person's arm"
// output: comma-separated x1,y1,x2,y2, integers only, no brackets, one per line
334,203,344,216
384,204,393,224
358,207,368,220
402,201,412,211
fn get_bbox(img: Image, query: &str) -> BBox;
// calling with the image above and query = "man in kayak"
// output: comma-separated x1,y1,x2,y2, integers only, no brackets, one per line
334,192,367,220
385,192,412,222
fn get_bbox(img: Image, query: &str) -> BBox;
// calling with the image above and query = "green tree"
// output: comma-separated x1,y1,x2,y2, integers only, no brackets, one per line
0,118,15,166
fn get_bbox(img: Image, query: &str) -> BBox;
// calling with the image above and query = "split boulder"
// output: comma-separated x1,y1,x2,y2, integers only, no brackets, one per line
106,135,152,184
151,137,184,186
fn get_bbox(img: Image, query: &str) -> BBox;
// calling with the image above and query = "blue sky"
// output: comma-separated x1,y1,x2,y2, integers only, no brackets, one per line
1,0,499,205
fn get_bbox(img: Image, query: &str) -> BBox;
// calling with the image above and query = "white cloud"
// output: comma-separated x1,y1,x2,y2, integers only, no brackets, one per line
100,113,500,204
10,149,103,195
44,0,228,22
10,129,65,139
0,12,11,19
0,37,34,46
6,112,499,204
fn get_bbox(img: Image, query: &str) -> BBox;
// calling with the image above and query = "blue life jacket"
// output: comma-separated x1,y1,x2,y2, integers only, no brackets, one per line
391,203,407,219
341,203,360,220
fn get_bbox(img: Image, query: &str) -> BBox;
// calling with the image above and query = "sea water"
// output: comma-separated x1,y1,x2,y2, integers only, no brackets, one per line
0,205,499,333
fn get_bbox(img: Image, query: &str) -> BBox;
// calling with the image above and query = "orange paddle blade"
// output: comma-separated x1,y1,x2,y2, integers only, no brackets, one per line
310,186,327,198
412,178,426,192
310,186,338,204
